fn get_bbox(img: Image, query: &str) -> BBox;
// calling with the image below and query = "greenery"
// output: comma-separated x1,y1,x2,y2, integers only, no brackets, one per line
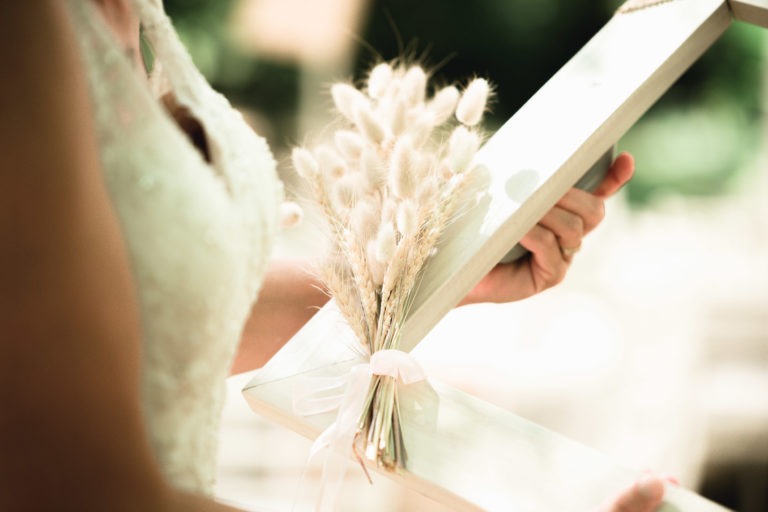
618,20,765,204
164,0,765,206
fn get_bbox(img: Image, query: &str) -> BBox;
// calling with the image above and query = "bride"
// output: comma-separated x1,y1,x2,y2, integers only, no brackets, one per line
0,1,667,510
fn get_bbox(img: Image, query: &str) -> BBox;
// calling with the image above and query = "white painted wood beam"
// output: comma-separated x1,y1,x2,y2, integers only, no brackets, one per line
244,1,736,509
729,0,768,28
399,0,732,353
244,303,730,511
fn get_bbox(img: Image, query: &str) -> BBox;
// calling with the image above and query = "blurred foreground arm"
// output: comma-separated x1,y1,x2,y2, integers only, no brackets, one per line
0,3,239,510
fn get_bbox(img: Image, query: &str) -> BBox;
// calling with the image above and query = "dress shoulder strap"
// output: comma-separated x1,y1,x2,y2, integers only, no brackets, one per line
128,0,283,212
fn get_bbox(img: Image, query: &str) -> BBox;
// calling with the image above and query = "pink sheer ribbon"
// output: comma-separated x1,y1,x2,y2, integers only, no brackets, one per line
292,349,426,511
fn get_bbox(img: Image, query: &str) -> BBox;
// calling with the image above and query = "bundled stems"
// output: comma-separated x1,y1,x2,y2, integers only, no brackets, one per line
292,61,493,473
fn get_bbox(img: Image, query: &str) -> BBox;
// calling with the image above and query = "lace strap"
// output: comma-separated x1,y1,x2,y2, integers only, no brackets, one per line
128,0,273,198
130,0,209,103
64,0,169,148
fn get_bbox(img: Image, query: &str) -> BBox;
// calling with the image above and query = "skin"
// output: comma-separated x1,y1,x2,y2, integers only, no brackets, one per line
91,0,639,370
597,476,670,512
233,153,636,372
460,152,635,306
0,1,663,511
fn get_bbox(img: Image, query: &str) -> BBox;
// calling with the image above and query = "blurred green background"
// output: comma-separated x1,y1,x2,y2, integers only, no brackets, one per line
160,3,766,511
164,0,765,207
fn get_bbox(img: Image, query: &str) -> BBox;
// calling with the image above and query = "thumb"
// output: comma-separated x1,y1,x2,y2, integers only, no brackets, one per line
592,152,634,198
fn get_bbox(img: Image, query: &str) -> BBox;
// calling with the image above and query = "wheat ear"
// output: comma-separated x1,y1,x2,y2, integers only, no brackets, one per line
318,263,369,347
341,229,379,353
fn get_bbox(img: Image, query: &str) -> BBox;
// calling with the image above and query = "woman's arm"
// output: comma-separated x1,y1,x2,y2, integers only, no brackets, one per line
235,156,634,372
234,156,633,373
0,3,238,510
232,259,329,373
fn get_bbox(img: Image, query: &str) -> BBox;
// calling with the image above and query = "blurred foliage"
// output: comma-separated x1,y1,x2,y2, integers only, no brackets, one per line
164,0,765,207
356,0,611,127
165,0,300,143
618,20,765,203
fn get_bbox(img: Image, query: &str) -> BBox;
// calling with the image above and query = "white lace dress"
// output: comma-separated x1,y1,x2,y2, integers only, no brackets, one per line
65,0,283,494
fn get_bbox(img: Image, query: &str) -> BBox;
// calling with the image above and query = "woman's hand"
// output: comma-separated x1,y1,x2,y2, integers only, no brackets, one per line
599,474,674,512
461,152,635,305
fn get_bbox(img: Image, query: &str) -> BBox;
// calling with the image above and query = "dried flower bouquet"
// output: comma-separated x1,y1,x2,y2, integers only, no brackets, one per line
291,61,492,472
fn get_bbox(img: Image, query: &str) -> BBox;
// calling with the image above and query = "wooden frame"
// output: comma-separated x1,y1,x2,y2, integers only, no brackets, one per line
244,1,767,509
730,0,768,26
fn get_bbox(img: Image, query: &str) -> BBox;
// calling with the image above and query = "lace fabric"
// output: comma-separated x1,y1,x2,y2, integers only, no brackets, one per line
64,0,283,494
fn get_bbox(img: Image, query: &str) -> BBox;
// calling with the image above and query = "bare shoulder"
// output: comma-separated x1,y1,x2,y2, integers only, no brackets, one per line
0,3,166,509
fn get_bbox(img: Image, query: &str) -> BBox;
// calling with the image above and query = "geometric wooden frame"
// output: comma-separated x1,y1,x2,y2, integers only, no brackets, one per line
244,1,764,509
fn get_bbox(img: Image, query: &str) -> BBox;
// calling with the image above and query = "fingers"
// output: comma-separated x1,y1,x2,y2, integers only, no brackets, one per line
541,152,633,250
518,201,592,293
556,188,606,235
593,152,635,198
537,204,585,252
466,152,635,306
600,476,666,512
519,224,571,291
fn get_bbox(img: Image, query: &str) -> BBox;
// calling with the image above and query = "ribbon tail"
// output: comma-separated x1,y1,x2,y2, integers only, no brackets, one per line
292,425,332,512
316,448,349,512
292,353,426,511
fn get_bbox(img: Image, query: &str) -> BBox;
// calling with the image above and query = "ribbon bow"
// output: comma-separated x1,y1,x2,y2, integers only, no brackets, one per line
292,349,426,511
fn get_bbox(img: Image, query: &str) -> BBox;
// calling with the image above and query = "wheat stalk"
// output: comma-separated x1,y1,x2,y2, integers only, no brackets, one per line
292,61,493,473
317,262,369,348
341,229,379,353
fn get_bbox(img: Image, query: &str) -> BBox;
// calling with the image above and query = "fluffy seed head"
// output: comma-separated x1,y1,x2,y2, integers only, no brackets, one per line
332,177,357,209
360,148,384,189
389,98,408,136
335,130,365,160
428,86,460,126
350,200,379,242
381,198,398,223
396,200,418,236
456,78,490,126
389,137,418,198
448,126,481,173
417,153,438,181
367,63,393,99
292,58,497,379
315,145,346,179
354,103,387,144
279,201,303,229
291,147,319,180
418,177,438,204
366,241,386,286
374,221,396,263
331,83,369,122
408,110,435,148
402,66,428,106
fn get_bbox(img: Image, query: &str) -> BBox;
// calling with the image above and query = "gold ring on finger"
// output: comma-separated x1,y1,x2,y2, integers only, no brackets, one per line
560,245,580,258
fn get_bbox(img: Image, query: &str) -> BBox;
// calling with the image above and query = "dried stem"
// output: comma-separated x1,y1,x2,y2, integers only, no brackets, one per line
296,61,491,475
342,229,379,353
